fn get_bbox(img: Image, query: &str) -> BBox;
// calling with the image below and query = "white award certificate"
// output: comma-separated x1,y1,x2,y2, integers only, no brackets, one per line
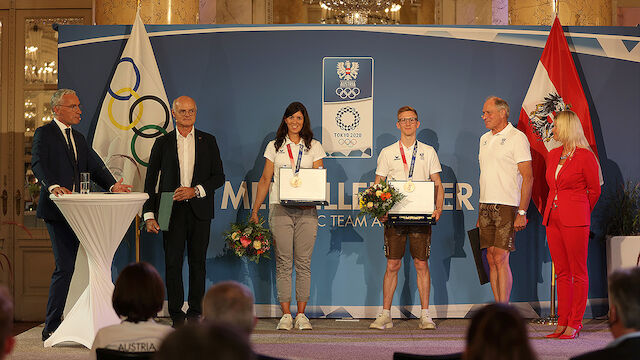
279,168,327,205
388,181,435,215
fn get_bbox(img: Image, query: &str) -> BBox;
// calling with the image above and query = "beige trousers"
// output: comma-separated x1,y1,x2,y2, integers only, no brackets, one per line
269,205,318,303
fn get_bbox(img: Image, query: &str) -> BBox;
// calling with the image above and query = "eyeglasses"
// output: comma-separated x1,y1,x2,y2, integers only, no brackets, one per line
177,109,196,116
398,117,417,124
58,104,82,111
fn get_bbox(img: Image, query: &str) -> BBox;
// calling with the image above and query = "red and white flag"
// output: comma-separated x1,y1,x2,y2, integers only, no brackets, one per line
517,17,599,213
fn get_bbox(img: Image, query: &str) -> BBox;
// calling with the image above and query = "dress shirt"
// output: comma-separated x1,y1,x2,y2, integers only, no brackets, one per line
176,127,206,197
143,127,205,221
177,127,195,188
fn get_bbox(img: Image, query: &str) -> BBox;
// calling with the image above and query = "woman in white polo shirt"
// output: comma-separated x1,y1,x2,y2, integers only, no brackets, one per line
250,101,325,331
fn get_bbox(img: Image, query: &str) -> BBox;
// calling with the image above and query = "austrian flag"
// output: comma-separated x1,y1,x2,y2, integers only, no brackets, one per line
517,17,599,213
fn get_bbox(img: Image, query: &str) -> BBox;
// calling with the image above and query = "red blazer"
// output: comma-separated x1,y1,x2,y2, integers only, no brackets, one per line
542,147,601,227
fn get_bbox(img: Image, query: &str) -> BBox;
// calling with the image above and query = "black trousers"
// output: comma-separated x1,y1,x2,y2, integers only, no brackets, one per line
163,201,211,321
44,219,79,333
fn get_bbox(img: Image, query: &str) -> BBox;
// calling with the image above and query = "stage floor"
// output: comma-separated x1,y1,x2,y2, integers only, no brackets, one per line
14,318,612,359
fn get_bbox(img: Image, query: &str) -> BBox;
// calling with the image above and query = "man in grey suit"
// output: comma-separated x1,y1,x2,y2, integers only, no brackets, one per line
143,95,225,327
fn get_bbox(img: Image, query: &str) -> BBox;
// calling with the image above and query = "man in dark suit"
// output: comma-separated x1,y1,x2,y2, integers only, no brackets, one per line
31,89,132,341
572,267,640,360
143,95,225,327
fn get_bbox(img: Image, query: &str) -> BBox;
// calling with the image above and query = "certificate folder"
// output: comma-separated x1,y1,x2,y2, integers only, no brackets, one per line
388,181,436,225
467,227,489,285
158,192,174,231
279,168,328,206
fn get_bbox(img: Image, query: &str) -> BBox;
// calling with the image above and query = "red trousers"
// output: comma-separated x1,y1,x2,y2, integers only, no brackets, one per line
546,209,590,328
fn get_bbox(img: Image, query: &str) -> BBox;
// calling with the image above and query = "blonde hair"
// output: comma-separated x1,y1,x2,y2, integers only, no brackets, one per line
553,110,591,150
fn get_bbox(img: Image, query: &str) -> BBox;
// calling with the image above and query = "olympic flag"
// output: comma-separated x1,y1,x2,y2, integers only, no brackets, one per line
92,9,172,192
516,17,600,213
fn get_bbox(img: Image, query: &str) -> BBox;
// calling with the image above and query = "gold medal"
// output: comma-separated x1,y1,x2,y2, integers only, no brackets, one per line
290,175,302,188
404,180,415,193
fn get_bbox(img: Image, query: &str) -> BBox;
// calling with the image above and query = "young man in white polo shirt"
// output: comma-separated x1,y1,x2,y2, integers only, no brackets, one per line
478,96,533,303
370,106,444,330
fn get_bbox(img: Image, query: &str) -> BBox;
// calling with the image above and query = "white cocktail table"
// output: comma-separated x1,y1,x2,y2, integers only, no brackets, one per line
45,192,148,348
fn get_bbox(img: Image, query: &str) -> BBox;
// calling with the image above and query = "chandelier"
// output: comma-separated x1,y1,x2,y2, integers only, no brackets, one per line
304,1,421,25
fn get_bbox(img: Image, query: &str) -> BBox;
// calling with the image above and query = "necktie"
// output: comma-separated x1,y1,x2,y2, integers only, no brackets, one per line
65,128,80,192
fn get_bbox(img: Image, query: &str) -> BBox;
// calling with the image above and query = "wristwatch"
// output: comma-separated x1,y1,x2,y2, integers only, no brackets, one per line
517,209,527,216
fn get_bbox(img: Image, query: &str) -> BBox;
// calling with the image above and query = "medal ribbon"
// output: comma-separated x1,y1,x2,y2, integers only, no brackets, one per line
286,143,304,177
399,141,418,181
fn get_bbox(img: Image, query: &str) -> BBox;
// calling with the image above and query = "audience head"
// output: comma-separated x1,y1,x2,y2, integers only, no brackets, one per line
552,110,591,150
0,286,14,359
154,322,255,360
113,262,164,323
203,281,256,335
464,303,535,360
608,267,640,337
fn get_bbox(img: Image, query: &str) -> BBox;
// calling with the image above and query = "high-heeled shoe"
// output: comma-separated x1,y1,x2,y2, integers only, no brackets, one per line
545,326,566,338
558,325,582,339
545,331,563,338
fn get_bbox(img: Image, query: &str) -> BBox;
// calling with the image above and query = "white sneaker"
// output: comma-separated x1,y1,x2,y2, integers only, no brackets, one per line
276,314,293,330
419,315,436,330
294,313,312,330
369,313,393,329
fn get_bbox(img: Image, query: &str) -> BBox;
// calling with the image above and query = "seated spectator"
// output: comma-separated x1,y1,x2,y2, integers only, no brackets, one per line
464,303,536,360
154,322,255,360
203,281,281,360
572,267,640,360
0,286,14,360
202,281,256,335
91,262,173,360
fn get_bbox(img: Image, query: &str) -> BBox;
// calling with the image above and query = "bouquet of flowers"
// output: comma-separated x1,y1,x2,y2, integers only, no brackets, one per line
357,179,405,219
223,217,272,264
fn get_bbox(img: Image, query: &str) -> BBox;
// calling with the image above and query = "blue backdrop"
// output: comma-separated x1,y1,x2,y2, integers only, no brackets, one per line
58,24,640,315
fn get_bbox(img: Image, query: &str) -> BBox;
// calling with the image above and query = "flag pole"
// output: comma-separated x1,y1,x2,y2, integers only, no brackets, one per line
135,214,141,262
550,262,558,318
532,246,559,325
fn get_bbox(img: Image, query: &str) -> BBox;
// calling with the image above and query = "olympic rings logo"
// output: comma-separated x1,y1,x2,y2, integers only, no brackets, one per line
335,87,360,99
335,106,360,132
338,139,358,147
107,57,170,167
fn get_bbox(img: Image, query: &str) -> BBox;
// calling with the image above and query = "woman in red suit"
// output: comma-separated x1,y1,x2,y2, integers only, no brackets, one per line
543,110,601,340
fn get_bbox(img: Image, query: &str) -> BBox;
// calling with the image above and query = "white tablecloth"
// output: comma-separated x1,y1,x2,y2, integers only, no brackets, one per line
45,193,148,348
